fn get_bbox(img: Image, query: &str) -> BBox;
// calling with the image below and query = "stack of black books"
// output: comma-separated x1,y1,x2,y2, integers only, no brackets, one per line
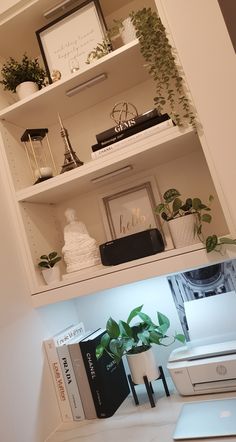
91,109,172,157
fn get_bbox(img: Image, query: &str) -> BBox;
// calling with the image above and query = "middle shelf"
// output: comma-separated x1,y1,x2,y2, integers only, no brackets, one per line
16,126,196,203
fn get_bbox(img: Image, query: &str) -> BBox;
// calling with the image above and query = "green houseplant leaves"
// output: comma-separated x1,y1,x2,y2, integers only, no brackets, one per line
96,304,185,364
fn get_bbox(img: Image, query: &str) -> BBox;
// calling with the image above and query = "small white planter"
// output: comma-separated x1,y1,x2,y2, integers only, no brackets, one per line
16,81,39,100
120,17,137,45
168,213,199,248
42,265,61,285
126,347,160,384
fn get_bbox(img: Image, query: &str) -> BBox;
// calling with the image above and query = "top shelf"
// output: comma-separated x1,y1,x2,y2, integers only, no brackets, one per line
0,40,149,127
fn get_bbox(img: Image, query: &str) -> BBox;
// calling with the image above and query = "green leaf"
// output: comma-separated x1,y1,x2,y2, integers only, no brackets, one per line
38,261,50,268
96,343,105,359
192,198,202,210
106,317,120,338
119,320,133,337
137,311,153,325
205,235,218,252
175,333,186,343
100,332,110,348
149,330,162,344
157,312,170,328
40,255,48,260
201,213,212,223
50,256,61,267
172,197,182,213
163,189,180,203
219,237,236,245
48,251,57,260
155,203,165,213
127,305,143,324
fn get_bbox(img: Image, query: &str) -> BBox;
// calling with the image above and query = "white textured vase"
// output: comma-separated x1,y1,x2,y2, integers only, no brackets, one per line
42,265,60,285
120,17,137,44
16,81,39,100
168,214,199,248
126,347,160,384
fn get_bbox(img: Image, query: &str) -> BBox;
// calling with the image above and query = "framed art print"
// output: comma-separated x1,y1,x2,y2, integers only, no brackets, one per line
36,0,107,82
99,175,173,250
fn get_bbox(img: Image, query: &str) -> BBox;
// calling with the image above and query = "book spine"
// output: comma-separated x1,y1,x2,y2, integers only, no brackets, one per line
69,343,97,419
79,340,105,418
54,322,85,347
57,345,85,421
96,108,160,142
44,339,73,422
93,113,170,150
91,119,174,159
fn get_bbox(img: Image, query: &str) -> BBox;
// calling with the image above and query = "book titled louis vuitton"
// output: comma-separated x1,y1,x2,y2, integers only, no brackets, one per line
79,329,130,418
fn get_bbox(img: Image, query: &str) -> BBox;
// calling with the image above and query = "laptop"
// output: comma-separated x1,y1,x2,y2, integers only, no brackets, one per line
173,398,236,440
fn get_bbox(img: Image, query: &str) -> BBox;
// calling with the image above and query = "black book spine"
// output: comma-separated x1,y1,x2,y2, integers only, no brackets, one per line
96,108,160,143
79,336,106,418
92,113,170,152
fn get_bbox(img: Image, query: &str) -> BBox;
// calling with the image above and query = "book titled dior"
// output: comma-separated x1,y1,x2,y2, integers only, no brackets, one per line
79,329,130,418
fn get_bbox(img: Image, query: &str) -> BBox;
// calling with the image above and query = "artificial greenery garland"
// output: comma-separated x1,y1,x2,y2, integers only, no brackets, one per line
130,8,196,127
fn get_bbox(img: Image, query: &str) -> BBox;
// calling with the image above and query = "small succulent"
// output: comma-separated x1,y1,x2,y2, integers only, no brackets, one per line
38,251,61,269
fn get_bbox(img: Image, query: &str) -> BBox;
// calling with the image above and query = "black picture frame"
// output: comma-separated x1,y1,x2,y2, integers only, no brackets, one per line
36,0,107,83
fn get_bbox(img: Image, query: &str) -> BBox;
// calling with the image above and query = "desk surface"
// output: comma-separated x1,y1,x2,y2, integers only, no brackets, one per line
46,382,236,442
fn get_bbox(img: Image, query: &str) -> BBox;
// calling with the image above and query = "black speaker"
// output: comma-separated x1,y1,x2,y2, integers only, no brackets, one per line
99,229,165,266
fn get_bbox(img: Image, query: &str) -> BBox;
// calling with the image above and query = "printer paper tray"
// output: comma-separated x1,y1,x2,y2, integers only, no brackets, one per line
194,378,236,392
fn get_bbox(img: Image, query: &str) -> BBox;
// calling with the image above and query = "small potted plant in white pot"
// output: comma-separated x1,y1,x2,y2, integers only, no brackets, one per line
155,188,236,252
0,53,47,100
38,251,61,285
96,304,185,385
155,188,213,249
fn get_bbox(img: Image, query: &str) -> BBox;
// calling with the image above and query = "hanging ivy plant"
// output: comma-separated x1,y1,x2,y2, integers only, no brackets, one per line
130,8,197,128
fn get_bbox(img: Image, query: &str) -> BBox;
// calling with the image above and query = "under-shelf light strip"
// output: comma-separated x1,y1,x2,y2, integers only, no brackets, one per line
43,0,82,19
91,166,133,183
66,73,107,97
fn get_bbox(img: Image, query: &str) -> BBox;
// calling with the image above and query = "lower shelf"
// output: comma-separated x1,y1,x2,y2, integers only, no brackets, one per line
32,242,236,308
46,388,236,442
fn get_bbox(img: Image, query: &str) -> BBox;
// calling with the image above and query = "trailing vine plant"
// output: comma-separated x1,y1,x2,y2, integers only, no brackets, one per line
130,8,197,128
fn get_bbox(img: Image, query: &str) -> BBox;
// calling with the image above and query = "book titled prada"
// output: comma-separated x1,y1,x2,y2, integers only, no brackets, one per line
79,329,130,418
95,109,169,145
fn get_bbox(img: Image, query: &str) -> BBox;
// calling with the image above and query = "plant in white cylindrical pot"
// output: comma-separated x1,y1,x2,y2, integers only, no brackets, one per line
0,53,47,100
155,188,214,249
96,305,185,385
38,251,62,285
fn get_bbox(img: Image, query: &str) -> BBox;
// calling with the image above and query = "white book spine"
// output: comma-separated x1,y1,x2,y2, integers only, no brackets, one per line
57,345,85,421
91,119,174,159
54,322,85,347
44,339,73,422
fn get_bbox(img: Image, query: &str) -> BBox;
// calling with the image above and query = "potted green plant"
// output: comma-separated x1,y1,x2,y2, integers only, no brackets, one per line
156,188,236,252
129,8,197,128
0,53,47,99
38,251,61,285
96,304,185,384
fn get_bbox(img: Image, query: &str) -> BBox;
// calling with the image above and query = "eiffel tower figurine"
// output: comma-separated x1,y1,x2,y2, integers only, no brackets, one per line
58,113,84,173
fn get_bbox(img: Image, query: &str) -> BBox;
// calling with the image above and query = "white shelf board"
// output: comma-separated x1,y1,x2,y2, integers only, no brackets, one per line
31,242,235,307
0,41,149,127
16,127,198,204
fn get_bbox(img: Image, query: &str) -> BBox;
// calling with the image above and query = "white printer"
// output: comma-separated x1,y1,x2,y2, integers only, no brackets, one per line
167,340,236,395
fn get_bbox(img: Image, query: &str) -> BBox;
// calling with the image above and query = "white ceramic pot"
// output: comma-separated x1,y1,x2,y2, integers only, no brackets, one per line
120,17,137,45
42,265,61,285
16,81,39,100
168,213,199,248
126,347,160,384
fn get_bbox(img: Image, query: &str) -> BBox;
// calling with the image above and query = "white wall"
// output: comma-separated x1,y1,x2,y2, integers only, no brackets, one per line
0,165,81,441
